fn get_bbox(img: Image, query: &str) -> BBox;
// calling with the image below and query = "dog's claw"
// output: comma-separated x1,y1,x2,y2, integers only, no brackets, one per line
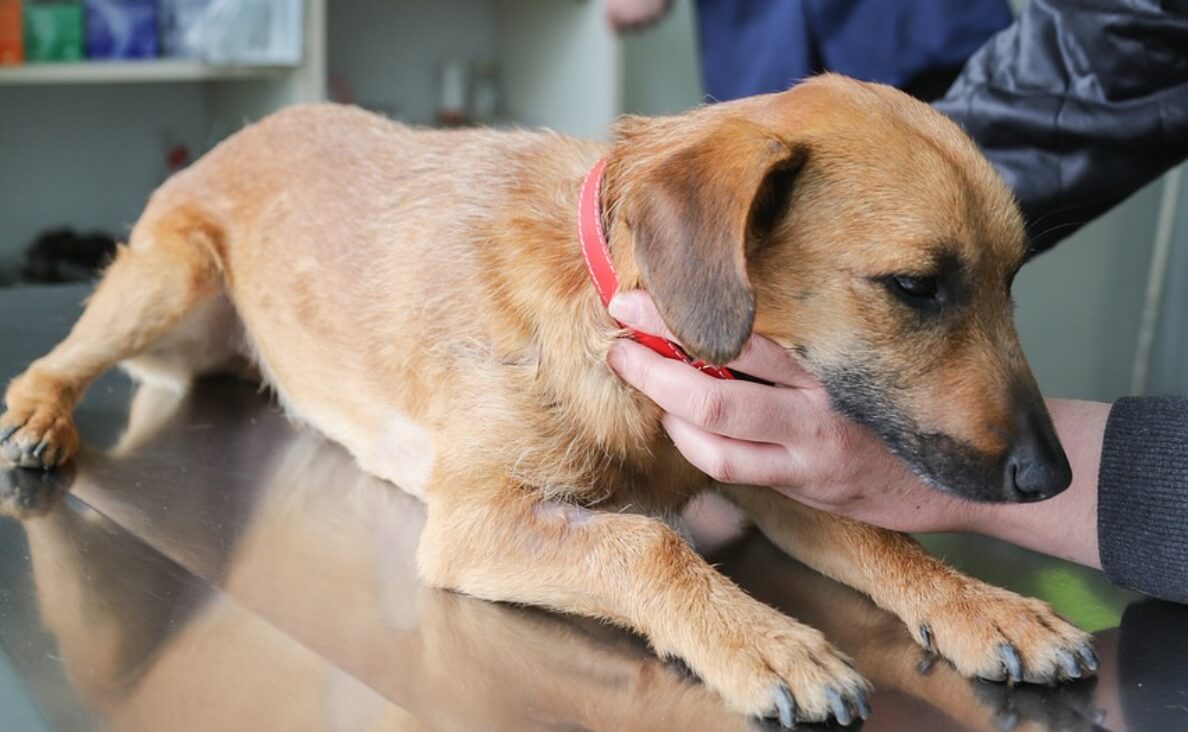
31,439,48,460
0,423,20,443
916,654,936,675
998,643,1023,684
854,690,872,720
773,684,796,728
1079,642,1100,672
1057,649,1082,679
919,623,934,652
827,688,853,726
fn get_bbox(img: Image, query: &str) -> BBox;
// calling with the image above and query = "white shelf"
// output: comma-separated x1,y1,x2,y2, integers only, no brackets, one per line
0,60,297,86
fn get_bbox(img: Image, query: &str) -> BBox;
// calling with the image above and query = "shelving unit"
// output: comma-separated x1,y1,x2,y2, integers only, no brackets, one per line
0,0,637,273
0,0,326,273
0,60,298,86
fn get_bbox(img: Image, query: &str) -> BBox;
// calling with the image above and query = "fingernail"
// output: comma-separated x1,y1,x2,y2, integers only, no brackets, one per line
608,294,639,326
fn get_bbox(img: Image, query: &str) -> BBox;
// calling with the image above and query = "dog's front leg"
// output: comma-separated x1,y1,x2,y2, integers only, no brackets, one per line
721,485,1098,685
416,485,870,727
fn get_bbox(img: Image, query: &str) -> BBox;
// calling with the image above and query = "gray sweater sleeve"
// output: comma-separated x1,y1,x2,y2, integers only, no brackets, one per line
1098,397,1188,603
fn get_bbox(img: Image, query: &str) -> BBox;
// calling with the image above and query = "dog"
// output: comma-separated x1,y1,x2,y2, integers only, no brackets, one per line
0,73,1096,726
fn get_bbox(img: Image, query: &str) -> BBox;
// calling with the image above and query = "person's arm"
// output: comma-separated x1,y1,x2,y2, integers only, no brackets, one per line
958,399,1106,568
932,0,1188,254
608,291,1188,601
604,0,673,33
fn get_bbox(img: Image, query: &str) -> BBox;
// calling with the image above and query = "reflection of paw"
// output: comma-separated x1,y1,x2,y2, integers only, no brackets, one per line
915,585,1096,684
0,464,73,519
973,676,1107,732
695,606,870,727
0,401,79,469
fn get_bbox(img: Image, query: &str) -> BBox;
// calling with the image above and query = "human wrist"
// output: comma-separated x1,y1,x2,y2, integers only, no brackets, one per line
949,399,1108,567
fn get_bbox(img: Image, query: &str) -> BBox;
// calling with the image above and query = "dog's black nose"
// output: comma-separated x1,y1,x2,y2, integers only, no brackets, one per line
1005,409,1072,501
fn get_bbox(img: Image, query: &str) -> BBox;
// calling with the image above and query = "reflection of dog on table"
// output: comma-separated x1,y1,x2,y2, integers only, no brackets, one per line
1,381,1109,730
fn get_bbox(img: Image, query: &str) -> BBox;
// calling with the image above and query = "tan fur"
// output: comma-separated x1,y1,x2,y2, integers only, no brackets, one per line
1,75,1091,724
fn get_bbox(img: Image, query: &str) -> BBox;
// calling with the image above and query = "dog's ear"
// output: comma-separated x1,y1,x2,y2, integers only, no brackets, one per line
624,116,807,365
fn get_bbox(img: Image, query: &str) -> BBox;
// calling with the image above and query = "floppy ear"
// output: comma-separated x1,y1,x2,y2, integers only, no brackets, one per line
626,117,807,365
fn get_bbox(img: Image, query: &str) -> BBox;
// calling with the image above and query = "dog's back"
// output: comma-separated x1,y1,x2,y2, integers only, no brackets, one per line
127,104,662,503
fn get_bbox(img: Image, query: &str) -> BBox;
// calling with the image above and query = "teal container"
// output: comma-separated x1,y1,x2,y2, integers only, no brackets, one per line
24,1,84,62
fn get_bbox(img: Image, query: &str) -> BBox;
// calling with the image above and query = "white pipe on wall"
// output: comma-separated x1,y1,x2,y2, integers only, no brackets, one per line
1130,165,1184,396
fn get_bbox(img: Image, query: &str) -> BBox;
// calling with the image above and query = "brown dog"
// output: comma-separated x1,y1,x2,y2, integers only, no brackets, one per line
1,74,1095,726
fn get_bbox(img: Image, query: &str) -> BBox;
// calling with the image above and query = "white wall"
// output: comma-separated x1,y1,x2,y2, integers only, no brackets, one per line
0,84,210,270
1150,173,1188,396
494,0,620,138
622,0,702,117
330,0,621,139
1014,182,1165,400
327,0,495,123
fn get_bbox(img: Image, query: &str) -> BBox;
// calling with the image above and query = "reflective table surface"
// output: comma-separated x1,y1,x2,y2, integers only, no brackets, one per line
1,285,1185,732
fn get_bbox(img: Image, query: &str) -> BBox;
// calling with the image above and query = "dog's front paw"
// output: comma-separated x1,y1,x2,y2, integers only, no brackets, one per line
913,583,1096,685
1,377,79,470
691,606,870,727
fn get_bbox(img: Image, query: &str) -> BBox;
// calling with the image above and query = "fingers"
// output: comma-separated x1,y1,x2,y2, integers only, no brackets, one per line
729,333,817,389
609,290,816,388
609,339,813,443
662,414,798,487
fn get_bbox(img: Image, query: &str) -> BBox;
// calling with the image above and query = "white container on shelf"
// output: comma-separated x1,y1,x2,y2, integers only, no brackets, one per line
181,0,304,65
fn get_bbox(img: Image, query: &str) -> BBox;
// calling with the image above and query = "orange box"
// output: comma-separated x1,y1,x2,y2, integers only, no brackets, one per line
0,0,21,65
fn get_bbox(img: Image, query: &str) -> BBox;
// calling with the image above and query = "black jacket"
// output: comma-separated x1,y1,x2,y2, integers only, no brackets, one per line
934,0,1188,255
936,0,1188,603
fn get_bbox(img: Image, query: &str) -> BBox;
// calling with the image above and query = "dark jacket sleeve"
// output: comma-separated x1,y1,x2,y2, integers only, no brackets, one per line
1098,397,1188,603
932,0,1188,254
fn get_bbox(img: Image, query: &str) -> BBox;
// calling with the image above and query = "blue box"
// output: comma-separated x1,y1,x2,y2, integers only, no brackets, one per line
84,0,157,59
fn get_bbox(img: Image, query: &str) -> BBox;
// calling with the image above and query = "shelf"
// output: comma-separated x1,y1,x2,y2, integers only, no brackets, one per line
0,60,297,86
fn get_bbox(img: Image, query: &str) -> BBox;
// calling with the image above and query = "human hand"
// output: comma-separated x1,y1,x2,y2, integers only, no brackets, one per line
604,0,672,33
606,290,973,534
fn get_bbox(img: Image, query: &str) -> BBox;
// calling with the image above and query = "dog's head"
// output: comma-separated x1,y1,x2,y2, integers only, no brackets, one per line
608,74,1070,503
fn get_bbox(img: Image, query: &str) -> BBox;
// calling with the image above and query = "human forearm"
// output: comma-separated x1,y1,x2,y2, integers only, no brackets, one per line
953,399,1108,569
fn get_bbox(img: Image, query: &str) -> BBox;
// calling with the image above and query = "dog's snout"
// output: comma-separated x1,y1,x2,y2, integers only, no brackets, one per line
1004,407,1072,502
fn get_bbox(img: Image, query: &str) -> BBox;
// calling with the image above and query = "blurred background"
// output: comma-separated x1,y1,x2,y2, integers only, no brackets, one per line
0,0,1183,403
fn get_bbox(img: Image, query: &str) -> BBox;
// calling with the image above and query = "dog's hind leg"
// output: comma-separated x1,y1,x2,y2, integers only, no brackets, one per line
1,206,225,469
720,484,1099,686
417,479,870,728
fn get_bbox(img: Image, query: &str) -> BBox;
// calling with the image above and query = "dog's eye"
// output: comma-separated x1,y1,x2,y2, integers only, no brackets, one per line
893,276,937,298
885,275,942,306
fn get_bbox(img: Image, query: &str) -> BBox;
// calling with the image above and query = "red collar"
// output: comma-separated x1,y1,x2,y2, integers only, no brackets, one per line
579,159,734,380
